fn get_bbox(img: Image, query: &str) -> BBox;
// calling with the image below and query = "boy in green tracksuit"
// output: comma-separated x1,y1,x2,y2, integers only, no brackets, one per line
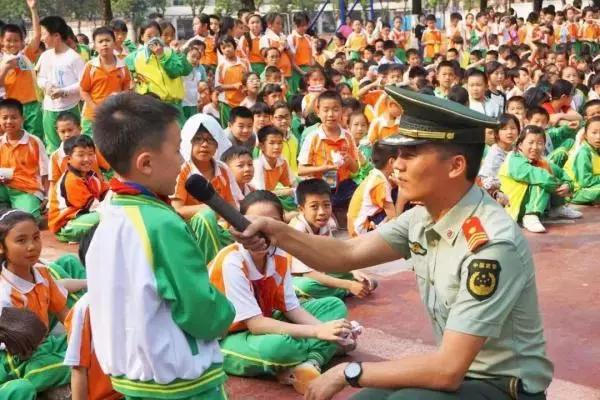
565,117,600,204
85,93,235,400
525,106,579,167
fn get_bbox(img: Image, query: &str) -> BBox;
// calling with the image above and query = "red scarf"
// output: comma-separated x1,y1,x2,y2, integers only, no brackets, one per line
250,277,278,318
109,178,171,205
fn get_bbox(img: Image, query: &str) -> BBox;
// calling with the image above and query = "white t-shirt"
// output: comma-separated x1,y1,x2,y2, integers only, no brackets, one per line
36,48,85,112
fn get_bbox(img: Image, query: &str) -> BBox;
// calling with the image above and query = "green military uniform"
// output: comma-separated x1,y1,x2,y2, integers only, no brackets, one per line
564,140,600,204
350,88,553,400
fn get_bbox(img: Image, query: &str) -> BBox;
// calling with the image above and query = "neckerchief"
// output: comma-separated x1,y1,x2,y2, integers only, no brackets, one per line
109,178,171,205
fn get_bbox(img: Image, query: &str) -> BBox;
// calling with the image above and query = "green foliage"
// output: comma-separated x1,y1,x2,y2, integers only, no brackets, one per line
0,0,98,22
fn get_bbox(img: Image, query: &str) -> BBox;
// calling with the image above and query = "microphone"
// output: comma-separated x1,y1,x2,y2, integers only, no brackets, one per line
184,174,251,233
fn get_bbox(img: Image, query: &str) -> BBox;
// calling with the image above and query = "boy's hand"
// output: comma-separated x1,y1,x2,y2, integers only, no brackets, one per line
314,319,352,342
351,270,375,290
26,0,37,9
321,164,338,172
555,183,570,197
347,280,370,298
149,43,164,57
170,40,181,51
1,55,19,71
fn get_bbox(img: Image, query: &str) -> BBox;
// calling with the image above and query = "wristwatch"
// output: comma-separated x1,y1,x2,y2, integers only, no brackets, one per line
344,362,363,388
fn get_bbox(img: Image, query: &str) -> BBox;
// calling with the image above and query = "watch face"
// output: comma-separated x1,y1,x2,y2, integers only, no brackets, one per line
345,362,361,379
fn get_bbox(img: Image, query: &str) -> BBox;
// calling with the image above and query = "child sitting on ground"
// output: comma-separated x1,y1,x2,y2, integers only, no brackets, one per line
290,178,376,299
221,145,255,196
347,141,399,237
564,117,600,205
348,111,373,184
0,99,48,220
49,111,111,185
48,136,108,243
227,106,257,152
499,125,581,233
209,190,355,395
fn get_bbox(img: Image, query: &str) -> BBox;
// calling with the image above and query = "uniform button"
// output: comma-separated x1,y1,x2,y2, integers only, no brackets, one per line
446,230,453,238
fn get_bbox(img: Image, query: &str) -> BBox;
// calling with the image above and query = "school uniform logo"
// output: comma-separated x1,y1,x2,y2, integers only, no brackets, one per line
408,241,427,256
467,259,501,301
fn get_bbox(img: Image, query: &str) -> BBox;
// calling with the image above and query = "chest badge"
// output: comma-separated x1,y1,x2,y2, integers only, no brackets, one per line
409,241,427,256
467,259,501,301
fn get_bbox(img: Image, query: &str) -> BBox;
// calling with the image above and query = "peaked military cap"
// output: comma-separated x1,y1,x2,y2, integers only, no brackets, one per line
381,86,500,146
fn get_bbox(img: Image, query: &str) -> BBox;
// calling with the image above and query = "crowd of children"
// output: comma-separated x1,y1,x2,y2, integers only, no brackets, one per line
0,1,598,398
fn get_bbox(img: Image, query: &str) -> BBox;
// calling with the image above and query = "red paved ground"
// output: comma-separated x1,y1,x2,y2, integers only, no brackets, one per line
41,206,600,400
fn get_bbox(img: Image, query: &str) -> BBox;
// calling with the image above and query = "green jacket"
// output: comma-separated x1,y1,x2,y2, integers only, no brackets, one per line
564,141,600,190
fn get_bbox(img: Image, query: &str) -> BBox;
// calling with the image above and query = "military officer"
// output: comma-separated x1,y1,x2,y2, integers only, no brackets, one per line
232,87,553,400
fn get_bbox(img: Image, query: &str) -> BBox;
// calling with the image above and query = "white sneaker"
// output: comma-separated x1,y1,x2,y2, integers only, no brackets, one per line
522,214,546,233
549,205,583,219
276,361,321,394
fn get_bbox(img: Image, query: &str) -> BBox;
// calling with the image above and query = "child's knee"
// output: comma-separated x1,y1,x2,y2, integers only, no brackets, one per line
257,335,306,365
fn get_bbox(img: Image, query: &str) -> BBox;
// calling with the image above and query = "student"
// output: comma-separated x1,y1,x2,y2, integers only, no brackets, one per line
564,116,600,204
298,90,359,197
63,226,122,400
173,113,242,265
239,14,265,75
87,93,235,399
251,101,272,134
466,68,499,118
200,14,219,71
287,12,313,95
349,60,366,98
0,99,48,220
259,83,284,107
110,19,136,59
499,125,581,233
525,105,577,167
478,114,520,204
221,145,255,196
433,61,456,99
348,111,373,184
215,35,250,127
422,14,442,63
48,136,108,243
37,16,86,153
80,27,132,136
125,21,192,126
366,96,401,145
301,66,327,116
0,209,86,395
506,95,526,125
485,61,506,116
182,45,207,121
260,13,293,85
49,111,110,185
541,78,583,126
378,40,401,65
227,106,256,152
0,0,42,139
262,63,288,94
252,126,296,210
240,71,261,109
269,101,299,174
208,190,352,395
347,141,399,237
346,19,368,61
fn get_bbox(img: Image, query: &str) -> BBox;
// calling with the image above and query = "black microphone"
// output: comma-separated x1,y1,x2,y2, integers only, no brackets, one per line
184,174,251,233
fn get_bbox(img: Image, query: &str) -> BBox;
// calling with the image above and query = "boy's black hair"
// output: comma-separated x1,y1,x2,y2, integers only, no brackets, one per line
56,111,80,126
296,178,332,206
465,68,488,83
76,33,90,45
0,98,23,116
583,99,600,116
250,102,272,116
506,53,521,66
92,26,115,41
408,66,427,79
363,45,375,54
316,90,342,107
498,44,510,54
446,48,459,56
470,49,483,60
448,85,469,106
78,224,99,267
264,65,282,78
371,142,399,169
405,48,419,59
383,40,396,50
186,39,205,52
289,94,303,114
293,11,310,26
110,19,128,33
523,86,550,109
517,125,546,146
507,95,525,107
64,135,96,156
40,16,69,41
220,145,253,163
271,100,289,114
486,50,499,59
437,60,455,73
525,105,550,121
240,190,284,221
450,12,462,21
93,93,179,175
257,125,284,143
425,14,436,22
386,63,404,75
586,116,600,131
259,84,283,101
498,113,521,134
550,79,574,100
484,61,504,76
216,35,237,54
0,24,25,40
341,98,362,113
229,106,253,124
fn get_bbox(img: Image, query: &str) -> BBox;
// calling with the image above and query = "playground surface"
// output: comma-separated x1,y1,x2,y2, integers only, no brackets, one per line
40,205,600,400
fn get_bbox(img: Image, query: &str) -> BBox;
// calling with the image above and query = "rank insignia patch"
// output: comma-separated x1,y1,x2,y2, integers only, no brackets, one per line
467,259,501,301
409,241,427,256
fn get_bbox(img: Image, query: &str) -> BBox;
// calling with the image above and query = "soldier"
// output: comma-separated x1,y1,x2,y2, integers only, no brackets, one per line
232,87,553,400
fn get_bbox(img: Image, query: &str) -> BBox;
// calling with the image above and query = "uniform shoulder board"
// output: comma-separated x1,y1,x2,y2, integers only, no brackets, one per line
462,216,489,253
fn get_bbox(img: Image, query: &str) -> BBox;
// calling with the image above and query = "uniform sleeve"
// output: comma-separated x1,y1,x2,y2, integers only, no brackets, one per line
171,168,190,202
376,208,414,259
298,133,314,166
49,153,60,182
46,271,68,314
214,64,223,88
281,162,293,187
160,49,193,79
259,35,270,50
152,217,235,340
63,302,92,368
79,63,92,93
506,154,559,192
36,139,49,177
445,242,530,338
221,253,263,323
62,175,95,209
287,34,297,55
547,125,576,148
573,147,600,188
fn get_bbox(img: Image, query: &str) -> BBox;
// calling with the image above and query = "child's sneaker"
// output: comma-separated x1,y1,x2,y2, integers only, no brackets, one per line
522,214,546,233
548,205,583,219
277,360,321,394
